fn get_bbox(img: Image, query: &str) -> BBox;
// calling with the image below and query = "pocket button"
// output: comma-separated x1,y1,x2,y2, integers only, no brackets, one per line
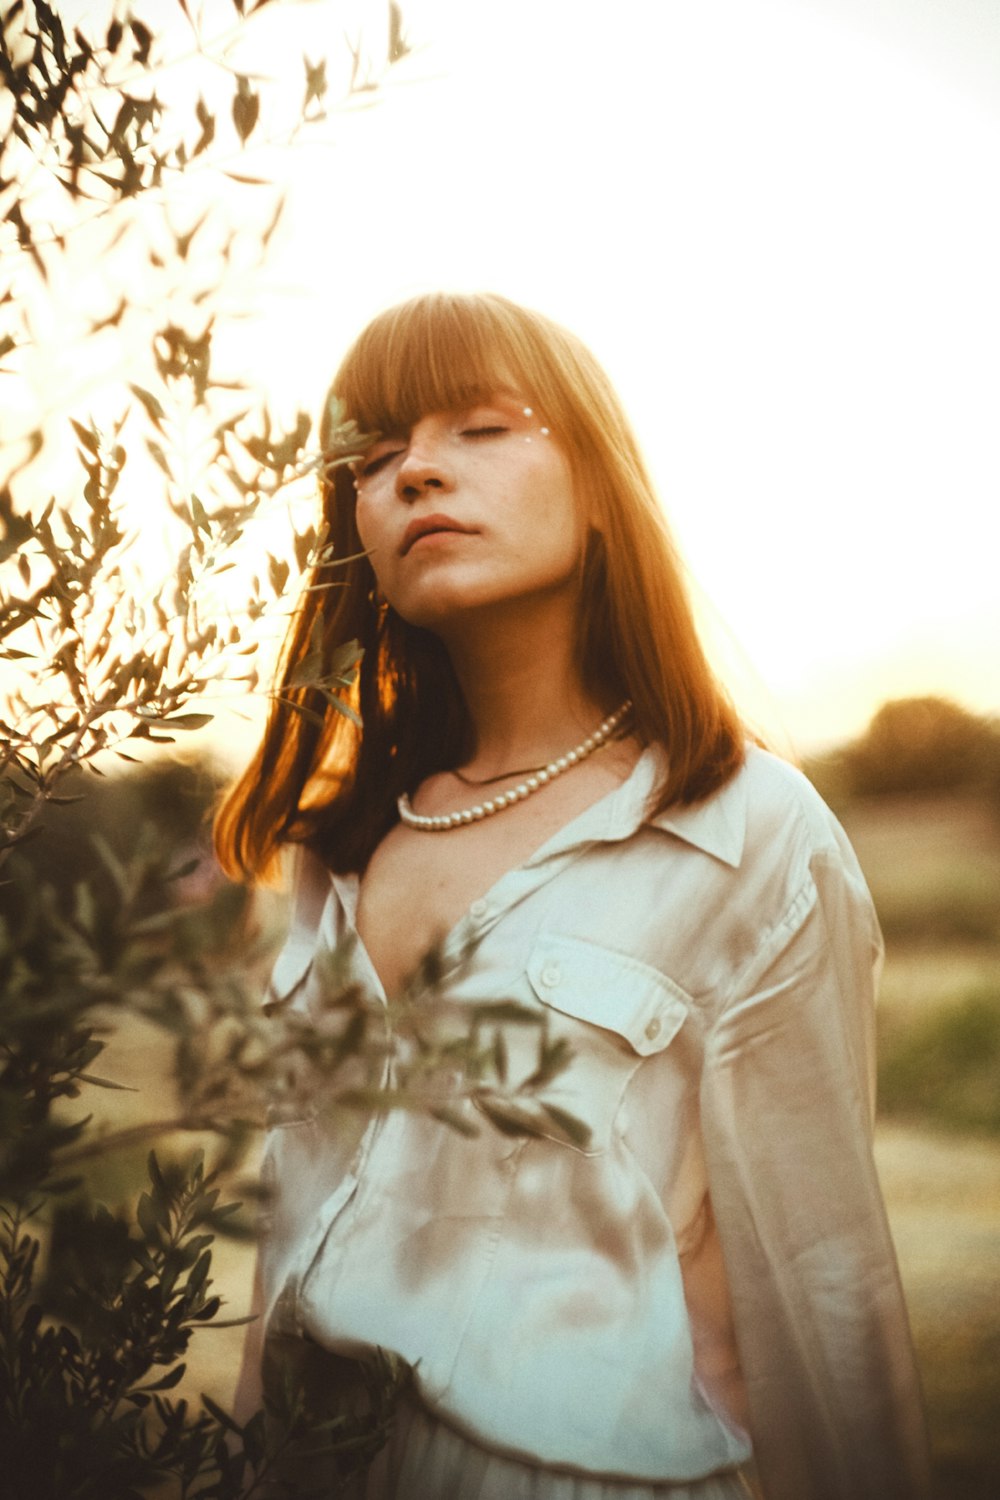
469,899,490,921
645,1016,662,1041
540,962,562,988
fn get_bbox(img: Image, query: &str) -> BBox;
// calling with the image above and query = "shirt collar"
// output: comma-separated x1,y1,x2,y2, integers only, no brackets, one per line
529,743,747,870
645,746,747,869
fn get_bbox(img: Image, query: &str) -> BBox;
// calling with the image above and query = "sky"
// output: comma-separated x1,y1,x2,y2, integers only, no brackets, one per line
9,0,1000,755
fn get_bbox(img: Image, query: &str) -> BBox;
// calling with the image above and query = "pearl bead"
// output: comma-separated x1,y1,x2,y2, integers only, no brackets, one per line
525,776,539,790
472,805,485,819
565,749,579,764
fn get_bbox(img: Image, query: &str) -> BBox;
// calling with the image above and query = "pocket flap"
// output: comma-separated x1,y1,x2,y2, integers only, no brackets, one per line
527,935,688,1057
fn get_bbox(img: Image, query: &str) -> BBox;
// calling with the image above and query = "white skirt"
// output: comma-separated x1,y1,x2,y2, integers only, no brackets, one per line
261,1335,754,1500
359,1389,755,1500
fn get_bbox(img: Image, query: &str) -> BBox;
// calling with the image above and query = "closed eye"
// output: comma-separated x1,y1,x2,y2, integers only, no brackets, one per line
461,425,509,438
358,448,403,477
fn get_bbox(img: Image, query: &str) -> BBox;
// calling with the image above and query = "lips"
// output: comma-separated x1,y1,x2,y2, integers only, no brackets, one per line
400,513,476,556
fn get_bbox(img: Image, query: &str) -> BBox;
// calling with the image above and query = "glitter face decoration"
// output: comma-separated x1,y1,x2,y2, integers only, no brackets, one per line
523,407,551,442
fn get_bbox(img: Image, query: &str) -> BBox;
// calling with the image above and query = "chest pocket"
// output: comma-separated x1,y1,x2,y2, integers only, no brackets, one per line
521,934,690,1155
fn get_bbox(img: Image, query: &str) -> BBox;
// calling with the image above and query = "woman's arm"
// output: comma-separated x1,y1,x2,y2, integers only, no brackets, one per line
700,837,931,1500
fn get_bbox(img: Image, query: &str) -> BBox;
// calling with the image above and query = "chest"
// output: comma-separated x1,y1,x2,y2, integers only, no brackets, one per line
355,768,622,998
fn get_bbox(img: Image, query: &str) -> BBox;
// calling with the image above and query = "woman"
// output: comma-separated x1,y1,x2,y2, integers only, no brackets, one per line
215,292,931,1499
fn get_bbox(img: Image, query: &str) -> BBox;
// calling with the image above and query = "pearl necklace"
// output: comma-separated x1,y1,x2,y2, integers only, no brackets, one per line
397,701,632,832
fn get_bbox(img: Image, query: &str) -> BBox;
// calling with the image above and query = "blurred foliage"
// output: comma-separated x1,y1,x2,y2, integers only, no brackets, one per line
878,984,1000,1136
806,696,1000,808
826,708,1000,1141
872,869,1000,948
4,755,227,901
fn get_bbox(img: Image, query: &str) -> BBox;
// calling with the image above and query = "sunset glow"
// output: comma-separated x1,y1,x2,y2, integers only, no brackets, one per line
10,0,1000,753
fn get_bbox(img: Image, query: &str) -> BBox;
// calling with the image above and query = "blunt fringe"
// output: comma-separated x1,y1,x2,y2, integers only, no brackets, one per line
214,292,746,880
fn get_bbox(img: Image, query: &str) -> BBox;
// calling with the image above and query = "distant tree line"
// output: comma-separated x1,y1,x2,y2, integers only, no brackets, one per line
807,696,1000,805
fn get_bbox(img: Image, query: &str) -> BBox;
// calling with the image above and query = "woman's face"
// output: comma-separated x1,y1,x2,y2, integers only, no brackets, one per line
352,390,586,635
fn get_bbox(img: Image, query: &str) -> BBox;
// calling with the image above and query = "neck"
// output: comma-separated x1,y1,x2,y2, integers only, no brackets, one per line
437,595,610,778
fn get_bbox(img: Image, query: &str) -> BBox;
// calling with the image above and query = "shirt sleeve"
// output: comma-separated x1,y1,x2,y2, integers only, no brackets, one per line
699,834,932,1500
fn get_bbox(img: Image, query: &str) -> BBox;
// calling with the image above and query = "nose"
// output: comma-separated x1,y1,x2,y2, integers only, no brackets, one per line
395,424,453,501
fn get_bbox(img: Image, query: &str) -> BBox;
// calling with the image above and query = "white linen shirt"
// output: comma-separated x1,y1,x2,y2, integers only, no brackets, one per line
244,745,931,1500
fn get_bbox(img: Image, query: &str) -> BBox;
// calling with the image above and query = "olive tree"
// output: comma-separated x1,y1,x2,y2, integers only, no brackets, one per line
1,10,583,1491
0,3,411,1493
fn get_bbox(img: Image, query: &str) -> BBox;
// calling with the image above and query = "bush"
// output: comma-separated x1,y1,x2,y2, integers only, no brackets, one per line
878,987,1000,1135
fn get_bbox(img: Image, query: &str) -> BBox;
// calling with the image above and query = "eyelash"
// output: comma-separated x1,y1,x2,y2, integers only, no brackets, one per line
359,425,509,477
359,451,399,478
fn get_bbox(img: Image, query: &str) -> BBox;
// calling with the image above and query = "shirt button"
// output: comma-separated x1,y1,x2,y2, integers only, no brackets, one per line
645,1016,662,1041
469,898,489,920
540,962,561,988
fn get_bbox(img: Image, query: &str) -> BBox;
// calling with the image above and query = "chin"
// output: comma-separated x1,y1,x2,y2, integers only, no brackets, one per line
391,578,500,631
394,600,483,635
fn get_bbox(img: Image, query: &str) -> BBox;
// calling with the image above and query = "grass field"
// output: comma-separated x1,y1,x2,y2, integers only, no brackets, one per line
81,790,1000,1497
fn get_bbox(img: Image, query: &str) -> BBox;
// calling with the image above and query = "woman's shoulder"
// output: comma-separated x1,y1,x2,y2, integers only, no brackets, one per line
740,742,838,828
725,742,860,880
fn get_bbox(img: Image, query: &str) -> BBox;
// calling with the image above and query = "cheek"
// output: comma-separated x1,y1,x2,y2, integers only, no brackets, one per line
353,492,374,549
537,456,586,555
352,497,392,598
353,491,390,563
